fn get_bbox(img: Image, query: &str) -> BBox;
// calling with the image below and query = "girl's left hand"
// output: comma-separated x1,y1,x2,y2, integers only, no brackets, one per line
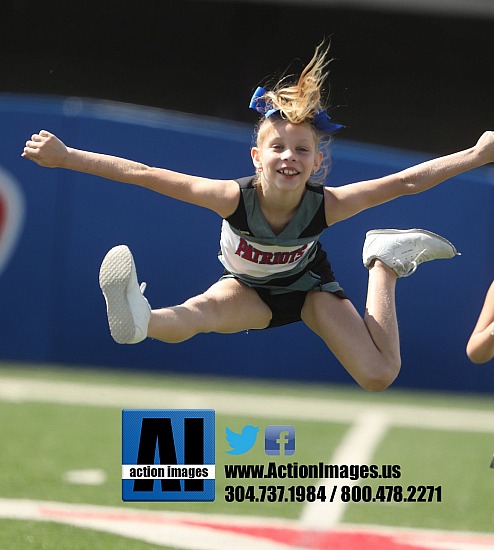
473,131,494,165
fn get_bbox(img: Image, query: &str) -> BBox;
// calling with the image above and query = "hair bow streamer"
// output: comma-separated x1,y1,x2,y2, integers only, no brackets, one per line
249,86,343,135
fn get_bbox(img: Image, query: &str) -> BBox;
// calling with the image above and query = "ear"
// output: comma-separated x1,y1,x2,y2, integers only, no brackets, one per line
251,147,262,170
313,150,323,173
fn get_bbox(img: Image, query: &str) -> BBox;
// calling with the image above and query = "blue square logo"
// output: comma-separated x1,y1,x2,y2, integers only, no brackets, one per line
265,425,295,456
122,409,215,502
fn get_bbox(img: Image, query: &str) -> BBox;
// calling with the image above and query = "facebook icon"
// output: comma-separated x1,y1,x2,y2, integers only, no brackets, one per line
265,425,295,456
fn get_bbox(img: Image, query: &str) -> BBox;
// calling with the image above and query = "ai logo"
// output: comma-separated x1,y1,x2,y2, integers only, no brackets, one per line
122,409,215,502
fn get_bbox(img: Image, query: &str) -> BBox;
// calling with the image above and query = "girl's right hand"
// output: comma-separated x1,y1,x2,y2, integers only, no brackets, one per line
21,130,68,168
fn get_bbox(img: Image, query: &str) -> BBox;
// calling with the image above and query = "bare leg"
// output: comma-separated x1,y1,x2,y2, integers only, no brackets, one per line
301,260,400,392
148,278,272,343
363,260,400,370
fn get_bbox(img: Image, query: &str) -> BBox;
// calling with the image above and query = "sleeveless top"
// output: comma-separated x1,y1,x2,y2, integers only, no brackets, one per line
218,176,344,295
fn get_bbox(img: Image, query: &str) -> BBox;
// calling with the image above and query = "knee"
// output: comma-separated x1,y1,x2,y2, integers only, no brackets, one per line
357,360,401,392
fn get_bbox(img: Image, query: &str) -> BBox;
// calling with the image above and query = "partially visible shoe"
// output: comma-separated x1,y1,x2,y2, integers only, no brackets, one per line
99,245,151,344
362,229,459,278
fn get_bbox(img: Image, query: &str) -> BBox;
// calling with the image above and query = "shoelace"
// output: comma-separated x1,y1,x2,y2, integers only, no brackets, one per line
396,248,427,277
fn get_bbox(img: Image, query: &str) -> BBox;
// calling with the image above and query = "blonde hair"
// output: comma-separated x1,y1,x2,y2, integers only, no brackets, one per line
254,42,335,184
265,41,330,125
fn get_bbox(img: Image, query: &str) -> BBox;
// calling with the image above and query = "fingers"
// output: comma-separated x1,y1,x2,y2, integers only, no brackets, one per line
22,130,50,156
22,131,45,161
30,130,51,142
23,139,40,153
24,133,43,150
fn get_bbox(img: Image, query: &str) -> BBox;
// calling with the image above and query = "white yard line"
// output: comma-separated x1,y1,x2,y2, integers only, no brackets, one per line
300,410,390,529
0,375,493,433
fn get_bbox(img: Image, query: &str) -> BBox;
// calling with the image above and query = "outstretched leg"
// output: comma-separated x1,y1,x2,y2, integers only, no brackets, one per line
302,228,459,391
148,277,272,342
302,261,400,392
99,245,272,344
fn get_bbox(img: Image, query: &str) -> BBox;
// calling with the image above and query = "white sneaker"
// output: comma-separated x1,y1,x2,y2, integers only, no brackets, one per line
99,245,151,344
362,229,459,277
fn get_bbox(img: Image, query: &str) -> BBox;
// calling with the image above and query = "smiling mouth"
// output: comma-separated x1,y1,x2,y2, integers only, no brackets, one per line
278,168,300,176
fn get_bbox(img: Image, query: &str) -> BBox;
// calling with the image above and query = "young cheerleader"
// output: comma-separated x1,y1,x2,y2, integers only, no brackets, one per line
22,44,494,390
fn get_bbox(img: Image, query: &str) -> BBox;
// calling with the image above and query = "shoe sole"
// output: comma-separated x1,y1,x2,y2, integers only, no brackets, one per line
365,228,458,256
99,245,135,344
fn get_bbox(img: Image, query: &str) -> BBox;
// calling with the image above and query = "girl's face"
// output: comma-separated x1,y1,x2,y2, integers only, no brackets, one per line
251,119,322,194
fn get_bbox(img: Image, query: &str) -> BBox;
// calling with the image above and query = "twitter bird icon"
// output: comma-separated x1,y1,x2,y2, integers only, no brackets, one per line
226,425,259,455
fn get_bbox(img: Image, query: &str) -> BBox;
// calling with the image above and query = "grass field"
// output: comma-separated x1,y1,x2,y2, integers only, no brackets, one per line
1,362,494,549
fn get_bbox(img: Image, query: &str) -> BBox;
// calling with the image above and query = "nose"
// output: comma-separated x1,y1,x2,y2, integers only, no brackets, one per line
281,148,296,161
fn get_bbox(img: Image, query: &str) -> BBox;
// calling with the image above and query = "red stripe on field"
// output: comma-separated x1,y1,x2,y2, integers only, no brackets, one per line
39,506,494,549
179,520,428,550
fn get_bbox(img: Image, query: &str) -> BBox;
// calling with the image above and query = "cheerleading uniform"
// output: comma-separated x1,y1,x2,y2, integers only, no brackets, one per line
218,176,347,327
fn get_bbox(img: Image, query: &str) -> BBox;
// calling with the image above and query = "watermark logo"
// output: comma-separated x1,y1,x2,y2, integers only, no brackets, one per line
122,409,215,502
225,425,259,455
265,425,295,456
225,424,295,456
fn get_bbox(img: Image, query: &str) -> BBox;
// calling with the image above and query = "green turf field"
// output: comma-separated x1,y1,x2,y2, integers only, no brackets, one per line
0,362,493,549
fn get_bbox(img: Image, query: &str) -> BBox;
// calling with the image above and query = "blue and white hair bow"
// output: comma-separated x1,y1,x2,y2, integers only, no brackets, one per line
249,86,343,135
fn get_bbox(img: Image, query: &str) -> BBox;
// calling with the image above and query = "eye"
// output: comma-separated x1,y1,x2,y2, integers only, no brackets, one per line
271,144,284,151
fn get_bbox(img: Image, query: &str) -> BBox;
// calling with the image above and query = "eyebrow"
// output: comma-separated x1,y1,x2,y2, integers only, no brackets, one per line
267,135,313,145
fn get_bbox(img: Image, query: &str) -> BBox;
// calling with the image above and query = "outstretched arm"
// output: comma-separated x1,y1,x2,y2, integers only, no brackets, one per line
466,281,494,364
22,130,239,218
324,131,494,225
